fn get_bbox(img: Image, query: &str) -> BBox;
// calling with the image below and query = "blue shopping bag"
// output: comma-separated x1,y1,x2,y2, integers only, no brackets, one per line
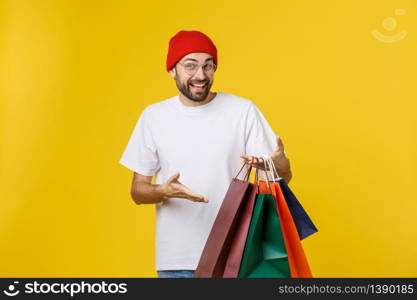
275,178,318,240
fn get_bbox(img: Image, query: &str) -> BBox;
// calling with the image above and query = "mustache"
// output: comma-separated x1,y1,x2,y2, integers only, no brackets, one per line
189,80,209,85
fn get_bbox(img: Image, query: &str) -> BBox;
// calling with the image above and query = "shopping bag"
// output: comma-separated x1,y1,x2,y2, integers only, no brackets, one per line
259,157,312,277
277,179,318,240
238,191,291,278
194,162,253,278
263,155,318,240
223,167,259,278
259,180,312,277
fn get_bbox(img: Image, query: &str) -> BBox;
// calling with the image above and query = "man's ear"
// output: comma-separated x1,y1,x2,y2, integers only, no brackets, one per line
168,67,176,79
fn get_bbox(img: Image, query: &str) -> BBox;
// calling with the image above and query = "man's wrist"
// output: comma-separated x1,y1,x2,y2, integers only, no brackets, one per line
155,184,169,201
273,157,292,183
282,170,292,184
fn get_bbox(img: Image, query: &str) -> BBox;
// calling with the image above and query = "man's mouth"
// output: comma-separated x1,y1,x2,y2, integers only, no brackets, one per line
189,82,207,92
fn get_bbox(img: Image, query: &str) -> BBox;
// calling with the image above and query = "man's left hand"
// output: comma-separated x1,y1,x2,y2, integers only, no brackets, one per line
240,136,292,184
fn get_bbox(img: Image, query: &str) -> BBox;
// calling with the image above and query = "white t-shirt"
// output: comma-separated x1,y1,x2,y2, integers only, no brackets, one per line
119,92,277,270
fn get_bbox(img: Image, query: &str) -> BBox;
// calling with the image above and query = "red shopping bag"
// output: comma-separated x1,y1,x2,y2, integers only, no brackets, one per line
194,163,253,277
222,172,258,277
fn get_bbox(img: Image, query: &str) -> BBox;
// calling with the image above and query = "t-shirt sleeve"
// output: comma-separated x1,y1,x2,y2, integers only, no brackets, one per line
245,102,277,159
119,107,160,176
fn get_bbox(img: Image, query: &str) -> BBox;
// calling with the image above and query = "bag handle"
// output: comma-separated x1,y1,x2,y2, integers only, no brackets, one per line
234,157,254,182
244,157,254,182
259,156,272,193
263,155,281,180
262,155,275,180
260,155,273,181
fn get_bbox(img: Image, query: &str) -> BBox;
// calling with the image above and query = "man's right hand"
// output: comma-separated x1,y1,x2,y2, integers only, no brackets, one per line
160,172,208,203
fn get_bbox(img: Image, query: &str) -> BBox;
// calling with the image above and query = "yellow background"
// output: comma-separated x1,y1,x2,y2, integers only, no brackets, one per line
1,0,416,277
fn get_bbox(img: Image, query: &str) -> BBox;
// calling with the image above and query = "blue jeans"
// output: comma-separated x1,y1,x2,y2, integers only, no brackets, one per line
157,270,195,278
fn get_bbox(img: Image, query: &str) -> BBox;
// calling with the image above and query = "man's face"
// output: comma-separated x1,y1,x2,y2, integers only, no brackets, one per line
169,52,216,102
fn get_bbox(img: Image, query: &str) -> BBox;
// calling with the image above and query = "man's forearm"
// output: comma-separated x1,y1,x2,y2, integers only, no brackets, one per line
274,157,292,184
131,182,167,205
280,169,292,184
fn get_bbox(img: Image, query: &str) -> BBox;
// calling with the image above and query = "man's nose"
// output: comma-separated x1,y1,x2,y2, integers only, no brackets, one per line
193,66,207,80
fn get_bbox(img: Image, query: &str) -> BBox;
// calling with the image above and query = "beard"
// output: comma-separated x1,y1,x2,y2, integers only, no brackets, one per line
176,78,213,102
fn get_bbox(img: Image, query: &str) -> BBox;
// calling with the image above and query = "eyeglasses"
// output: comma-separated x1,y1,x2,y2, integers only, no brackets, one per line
177,61,216,75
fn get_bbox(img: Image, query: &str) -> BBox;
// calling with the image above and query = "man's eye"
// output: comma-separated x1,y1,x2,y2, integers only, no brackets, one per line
185,64,196,69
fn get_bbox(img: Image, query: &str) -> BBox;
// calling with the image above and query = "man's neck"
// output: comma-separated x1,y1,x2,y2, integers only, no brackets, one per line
179,92,217,107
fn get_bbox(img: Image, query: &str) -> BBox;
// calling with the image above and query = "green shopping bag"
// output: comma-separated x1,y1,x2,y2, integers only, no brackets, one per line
238,193,291,278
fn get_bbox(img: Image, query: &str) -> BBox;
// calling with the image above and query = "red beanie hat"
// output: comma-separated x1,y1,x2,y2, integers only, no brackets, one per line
166,30,217,72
